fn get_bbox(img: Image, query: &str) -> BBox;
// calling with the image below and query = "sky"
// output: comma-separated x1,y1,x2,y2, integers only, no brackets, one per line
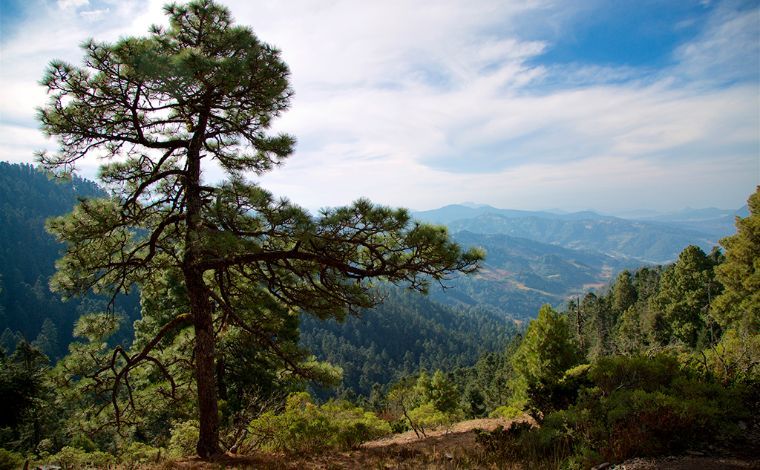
0,0,758,214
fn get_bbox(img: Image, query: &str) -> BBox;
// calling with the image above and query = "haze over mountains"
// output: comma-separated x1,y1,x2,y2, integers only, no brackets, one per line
414,203,743,263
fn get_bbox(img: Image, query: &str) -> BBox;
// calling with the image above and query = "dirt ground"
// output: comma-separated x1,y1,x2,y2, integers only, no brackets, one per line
166,417,760,469
167,417,518,469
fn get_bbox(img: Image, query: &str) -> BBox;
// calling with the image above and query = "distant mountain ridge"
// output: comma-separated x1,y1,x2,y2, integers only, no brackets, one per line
631,206,748,239
413,203,739,263
429,231,631,320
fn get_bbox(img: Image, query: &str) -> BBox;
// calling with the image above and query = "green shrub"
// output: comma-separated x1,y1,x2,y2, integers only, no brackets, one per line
407,402,457,435
69,433,97,452
119,441,163,466
0,448,24,470
246,392,390,453
525,364,591,419
47,446,114,469
478,353,749,467
589,354,679,395
321,400,393,449
168,420,199,457
488,404,523,419
696,328,760,384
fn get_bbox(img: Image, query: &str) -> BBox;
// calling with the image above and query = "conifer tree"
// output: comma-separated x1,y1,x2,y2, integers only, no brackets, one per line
37,0,481,456
511,305,579,409
713,187,759,333
651,245,720,348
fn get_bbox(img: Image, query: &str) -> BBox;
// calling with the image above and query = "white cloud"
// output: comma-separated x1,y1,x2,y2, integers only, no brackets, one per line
675,3,760,84
58,0,89,9
80,8,110,20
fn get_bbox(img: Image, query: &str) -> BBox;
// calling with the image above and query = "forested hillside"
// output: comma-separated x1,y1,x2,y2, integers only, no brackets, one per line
301,286,516,396
436,231,631,320
0,162,739,397
365,189,759,467
0,163,140,359
0,163,516,394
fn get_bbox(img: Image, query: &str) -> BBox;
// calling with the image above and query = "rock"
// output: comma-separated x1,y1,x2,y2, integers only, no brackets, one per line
738,420,748,431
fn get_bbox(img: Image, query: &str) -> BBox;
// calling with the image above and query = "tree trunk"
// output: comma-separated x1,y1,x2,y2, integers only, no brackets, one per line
184,107,221,458
187,271,221,457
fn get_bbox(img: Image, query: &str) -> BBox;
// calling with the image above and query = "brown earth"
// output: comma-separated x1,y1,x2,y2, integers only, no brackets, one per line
165,417,522,469
164,417,760,469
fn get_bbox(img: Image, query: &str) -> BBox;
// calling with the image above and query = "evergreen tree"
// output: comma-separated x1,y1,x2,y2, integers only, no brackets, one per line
612,270,637,315
511,305,579,408
0,340,51,451
33,318,59,360
712,186,760,333
581,292,613,360
428,370,459,413
651,245,720,348
37,0,481,456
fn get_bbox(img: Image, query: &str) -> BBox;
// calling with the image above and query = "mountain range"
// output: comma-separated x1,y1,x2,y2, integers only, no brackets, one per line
413,203,741,263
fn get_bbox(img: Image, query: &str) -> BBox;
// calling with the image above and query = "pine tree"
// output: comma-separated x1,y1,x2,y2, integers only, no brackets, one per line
38,0,481,456
712,186,760,333
651,245,720,348
511,305,579,408
612,270,637,316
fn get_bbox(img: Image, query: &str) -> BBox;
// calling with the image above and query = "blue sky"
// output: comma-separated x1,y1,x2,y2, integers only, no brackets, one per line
0,0,757,214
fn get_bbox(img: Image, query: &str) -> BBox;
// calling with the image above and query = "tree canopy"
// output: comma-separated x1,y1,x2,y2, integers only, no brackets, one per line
38,0,481,456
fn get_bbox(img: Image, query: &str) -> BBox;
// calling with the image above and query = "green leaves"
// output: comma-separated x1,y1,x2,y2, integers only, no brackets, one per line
510,305,580,413
72,313,122,342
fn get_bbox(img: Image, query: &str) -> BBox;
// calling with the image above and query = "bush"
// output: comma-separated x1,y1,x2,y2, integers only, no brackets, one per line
488,404,523,419
525,364,592,420
69,433,97,452
478,354,749,467
407,402,459,435
0,448,24,470
46,446,114,469
168,420,199,457
696,328,760,384
246,392,391,453
119,441,163,466
589,354,679,395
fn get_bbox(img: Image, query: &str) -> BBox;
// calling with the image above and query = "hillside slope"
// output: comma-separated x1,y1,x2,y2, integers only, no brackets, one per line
0,163,140,358
301,286,516,396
